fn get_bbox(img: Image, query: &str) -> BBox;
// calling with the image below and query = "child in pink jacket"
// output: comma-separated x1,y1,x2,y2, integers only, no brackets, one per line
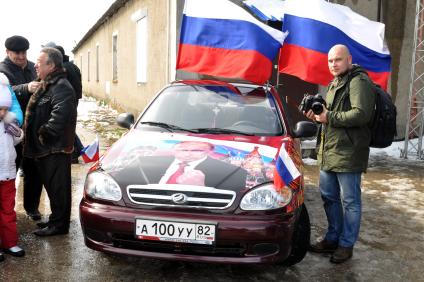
0,73,25,262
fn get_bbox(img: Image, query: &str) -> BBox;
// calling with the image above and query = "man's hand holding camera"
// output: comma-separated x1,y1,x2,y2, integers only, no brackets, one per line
305,106,328,124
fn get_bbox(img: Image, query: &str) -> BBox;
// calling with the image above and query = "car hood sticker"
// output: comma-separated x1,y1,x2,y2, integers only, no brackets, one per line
101,131,283,189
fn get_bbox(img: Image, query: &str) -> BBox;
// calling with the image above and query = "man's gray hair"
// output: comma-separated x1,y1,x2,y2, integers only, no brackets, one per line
41,47,63,69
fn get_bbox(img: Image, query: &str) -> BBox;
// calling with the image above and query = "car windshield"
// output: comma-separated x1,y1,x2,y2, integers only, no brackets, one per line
137,83,284,136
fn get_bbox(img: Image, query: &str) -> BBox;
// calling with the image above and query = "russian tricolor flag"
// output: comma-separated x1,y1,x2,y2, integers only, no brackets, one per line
274,143,300,191
278,0,391,90
176,0,287,85
81,137,99,164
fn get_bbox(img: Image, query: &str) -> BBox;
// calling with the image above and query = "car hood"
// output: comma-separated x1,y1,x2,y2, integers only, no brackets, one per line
100,130,293,192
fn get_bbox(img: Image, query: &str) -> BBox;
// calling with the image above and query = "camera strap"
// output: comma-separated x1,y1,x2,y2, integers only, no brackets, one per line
330,74,353,112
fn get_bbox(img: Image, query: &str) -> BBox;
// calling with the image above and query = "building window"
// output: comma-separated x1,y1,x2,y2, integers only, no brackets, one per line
136,13,148,83
87,51,90,82
96,45,99,82
112,34,118,82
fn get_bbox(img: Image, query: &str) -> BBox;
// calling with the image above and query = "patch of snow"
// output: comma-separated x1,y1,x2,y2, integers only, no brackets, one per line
302,139,423,162
370,138,422,160
303,158,317,165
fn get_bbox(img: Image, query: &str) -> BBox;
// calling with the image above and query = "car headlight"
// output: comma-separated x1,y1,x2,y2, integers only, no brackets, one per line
84,171,122,202
240,183,292,210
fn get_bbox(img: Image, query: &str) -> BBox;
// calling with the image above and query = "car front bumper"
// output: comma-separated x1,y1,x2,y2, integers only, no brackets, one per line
79,199,297,264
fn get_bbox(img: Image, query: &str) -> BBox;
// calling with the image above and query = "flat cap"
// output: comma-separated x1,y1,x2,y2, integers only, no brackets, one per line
5,35,29,51
42,41,57,48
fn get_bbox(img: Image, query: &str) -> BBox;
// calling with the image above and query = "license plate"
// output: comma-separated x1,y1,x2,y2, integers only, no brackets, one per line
135,218,216,245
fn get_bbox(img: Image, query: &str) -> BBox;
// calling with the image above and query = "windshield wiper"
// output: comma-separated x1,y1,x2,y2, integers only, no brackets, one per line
192,128,254,136
139,121,198,133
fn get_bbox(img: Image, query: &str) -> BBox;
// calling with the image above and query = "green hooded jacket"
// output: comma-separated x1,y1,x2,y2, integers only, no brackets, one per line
318,65,375,172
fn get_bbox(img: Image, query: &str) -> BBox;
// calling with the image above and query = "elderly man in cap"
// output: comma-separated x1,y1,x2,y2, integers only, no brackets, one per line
24,47,77,236
0,35,39,118
0,35,42,221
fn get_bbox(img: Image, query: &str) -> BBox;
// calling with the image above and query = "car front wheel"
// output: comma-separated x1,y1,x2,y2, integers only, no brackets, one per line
282,203,311,266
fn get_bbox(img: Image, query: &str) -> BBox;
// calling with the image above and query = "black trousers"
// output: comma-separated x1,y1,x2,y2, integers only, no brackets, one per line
72,134,84,159
15,143,23,171
23,157,43,214
24,154,72,230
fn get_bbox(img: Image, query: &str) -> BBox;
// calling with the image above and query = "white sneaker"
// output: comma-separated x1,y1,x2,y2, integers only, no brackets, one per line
5,246,25,257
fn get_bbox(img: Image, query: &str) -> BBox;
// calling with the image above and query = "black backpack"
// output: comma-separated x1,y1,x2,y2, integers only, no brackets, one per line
369,84,397,148
346,74,397,148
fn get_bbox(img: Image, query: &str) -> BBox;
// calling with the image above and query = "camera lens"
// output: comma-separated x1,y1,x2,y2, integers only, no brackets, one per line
311,102,323,115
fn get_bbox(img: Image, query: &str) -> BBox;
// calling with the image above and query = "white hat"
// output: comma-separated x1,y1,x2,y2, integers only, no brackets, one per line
0,73,12,108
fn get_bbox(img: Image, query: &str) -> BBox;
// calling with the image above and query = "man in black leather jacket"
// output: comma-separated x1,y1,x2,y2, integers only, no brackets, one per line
23,47,77,236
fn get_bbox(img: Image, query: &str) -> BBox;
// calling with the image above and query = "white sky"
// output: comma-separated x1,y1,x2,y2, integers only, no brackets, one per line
0,0,116,62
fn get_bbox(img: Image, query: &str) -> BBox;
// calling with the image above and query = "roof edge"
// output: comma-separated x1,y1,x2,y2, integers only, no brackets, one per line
72,0,131,53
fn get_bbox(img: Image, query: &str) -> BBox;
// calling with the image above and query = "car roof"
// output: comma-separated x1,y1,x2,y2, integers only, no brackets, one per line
170,80,277,95
172,79,264,88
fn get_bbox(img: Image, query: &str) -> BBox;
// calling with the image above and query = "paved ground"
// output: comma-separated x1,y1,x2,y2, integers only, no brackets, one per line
1,98,423,281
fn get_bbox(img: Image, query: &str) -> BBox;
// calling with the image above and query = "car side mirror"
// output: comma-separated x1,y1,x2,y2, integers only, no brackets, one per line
116,113,134,129
292,121,317,138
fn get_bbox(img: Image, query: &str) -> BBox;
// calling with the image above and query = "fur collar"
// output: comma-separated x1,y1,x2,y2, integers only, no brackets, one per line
23,68,67,131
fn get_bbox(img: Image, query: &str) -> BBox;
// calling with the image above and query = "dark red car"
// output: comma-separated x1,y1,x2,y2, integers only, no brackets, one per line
79,80,316,265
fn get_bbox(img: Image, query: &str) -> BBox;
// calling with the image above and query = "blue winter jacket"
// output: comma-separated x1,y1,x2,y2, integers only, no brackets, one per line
9,85,23,126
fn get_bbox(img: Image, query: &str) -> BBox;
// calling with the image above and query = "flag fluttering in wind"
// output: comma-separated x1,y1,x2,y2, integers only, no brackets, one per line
278,0,391,90
274,143,300,191
176,0,287,84
81,137,99,163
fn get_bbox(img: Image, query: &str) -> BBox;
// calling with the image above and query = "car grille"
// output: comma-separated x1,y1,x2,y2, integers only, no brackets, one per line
126,184,236,209
112,233,246,257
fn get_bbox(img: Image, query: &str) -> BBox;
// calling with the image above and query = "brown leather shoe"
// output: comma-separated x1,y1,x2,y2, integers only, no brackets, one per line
309,239,338,253
330,246,353,263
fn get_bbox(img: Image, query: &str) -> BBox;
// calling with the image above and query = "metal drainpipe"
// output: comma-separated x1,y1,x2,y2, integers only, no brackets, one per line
166,0,170,84
377,0,382,22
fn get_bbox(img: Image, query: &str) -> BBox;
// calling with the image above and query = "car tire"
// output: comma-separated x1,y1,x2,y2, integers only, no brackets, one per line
282,203,311,266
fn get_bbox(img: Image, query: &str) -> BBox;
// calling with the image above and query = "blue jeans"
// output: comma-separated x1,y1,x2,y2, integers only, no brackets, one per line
319,170,362,247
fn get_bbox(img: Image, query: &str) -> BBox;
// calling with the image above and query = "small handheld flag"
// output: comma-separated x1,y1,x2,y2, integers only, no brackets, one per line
274,143,300,191
81,137,99,163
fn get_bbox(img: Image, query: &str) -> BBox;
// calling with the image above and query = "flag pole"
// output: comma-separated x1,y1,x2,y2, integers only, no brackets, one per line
275,64,280,90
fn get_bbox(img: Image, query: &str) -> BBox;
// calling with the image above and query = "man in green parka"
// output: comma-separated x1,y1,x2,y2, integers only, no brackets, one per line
305,44,375,263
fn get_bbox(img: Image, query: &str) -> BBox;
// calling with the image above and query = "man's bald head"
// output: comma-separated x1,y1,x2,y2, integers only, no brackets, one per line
329,44,351,57
328,44,352,77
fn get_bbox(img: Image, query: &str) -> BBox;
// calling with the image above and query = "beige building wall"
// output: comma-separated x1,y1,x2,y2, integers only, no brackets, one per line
74,0,171,116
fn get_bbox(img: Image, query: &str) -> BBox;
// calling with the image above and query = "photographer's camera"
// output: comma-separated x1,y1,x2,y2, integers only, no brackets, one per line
299,94,326,115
